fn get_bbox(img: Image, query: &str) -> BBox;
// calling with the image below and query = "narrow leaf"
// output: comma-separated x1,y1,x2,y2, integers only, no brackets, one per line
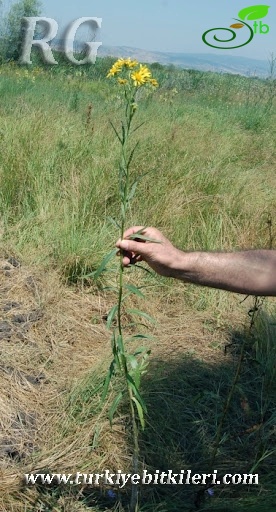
108,391,123,425
127,374,147,411
135,264,155,276
94,249,117,280
131,121,146,135
107,216,120,229
127,308,156,324
101,361,115,402
132,334,154,340
101,286,118,292
127,181,138,203
125,284,145,299
109,120,122,143
238,5,270,20
128,233,162,243
132,396,145,430
106,305,118,329
127,354,139,370
127,141,139,168
134,346,152,356
116,334,124,352
121,122,126,144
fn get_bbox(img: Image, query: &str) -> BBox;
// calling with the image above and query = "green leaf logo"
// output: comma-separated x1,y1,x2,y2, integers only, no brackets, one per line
238,5,270,20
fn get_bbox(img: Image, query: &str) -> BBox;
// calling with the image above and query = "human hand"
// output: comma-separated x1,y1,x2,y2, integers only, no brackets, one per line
116,226,180,277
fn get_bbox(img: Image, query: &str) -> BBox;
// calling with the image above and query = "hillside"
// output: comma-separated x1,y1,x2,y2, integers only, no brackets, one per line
97,45,270,77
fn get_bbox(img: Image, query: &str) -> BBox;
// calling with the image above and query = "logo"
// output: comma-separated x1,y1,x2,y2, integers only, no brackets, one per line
20,17,102,65
202,5,270,49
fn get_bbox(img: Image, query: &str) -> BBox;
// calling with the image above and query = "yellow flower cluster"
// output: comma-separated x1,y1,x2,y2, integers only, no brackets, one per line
107,57,138,77
107,58,158,88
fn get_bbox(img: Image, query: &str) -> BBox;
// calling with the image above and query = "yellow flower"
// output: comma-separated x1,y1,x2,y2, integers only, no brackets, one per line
107,58,139,78
118,78,128,85
149,79,159,87
121,57,138,68
107,60,123,77
131,65,152,87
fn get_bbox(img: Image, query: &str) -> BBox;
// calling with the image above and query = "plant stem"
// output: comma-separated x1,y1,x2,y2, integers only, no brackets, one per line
116,91,140,512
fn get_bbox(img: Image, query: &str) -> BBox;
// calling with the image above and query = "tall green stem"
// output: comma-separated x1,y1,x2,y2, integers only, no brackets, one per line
116,93,140,512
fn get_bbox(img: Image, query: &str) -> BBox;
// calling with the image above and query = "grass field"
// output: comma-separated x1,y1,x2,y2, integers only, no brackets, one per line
0,57,275,511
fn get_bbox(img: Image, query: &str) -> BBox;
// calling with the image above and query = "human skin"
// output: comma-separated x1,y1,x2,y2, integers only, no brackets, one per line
116,226,276,297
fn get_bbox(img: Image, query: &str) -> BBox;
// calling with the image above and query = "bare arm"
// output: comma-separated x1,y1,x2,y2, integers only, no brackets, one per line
116,226,276,297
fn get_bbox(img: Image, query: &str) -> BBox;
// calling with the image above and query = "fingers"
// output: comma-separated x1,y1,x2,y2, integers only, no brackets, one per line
117,238,147,254
117,251,143,267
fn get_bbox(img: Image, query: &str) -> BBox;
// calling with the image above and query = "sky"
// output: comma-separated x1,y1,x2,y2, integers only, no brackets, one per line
18,0,276,60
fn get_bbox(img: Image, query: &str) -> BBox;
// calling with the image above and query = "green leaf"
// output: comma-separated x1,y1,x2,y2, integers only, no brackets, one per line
132,396,145,430
128,228,162,244
127,141,139,169
127,308,156,324
127,374,147,411
127,181,138,202
128,233,162,243
135,265,155,277
107,216,120,229
108,391,123,425
238,5,270,20
131,334,154,340
133,347,152,357
116,334,124,352
125,284,145,299
101,286,118,292
94,249,117,280
121,122,126,144
127,354,139,370
106,305,118,329
109,120,122,144
101,361,115,402
131,121,146,135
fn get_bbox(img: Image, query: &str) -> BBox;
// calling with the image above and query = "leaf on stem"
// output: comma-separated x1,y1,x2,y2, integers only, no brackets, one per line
127,308,156,324
127,141,139,169
133,347,152,356
109,391,123,425
128,234,162,243
109,120,122,144
125,284,145,299
131,121,146,135
116,334,124,352
135,265,155,276
127,181,138,203
101,360,116,402
94,249,117,280
127,374,147,412
132,396,145,430
131,334,154,340
127,354,139,370
106,305,118,329
121,122,126,144
107,216,120,229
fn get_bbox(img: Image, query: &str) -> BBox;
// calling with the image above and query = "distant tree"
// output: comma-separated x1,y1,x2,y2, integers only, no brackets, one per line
0,0,41,62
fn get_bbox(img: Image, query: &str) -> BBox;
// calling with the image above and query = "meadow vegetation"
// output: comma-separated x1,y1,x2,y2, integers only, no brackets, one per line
0,56,275,511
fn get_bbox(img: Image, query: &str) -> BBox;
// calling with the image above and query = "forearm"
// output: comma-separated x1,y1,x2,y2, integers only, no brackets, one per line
170,249,276,296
